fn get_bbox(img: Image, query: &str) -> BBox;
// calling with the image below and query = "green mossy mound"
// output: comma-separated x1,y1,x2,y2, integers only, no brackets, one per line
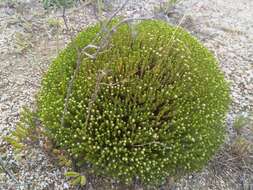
38,20,230,184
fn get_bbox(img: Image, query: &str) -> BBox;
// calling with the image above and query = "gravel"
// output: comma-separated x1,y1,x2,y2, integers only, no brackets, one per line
0,0,252,189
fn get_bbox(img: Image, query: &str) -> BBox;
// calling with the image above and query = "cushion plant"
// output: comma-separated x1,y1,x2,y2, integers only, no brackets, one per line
37,19,230,185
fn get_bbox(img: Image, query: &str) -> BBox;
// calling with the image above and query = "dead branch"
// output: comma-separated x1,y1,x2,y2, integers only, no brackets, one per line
84,70,109,127
60,0,153,129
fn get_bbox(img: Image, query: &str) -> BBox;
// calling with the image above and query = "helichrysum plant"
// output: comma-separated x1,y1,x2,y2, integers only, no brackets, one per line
37,20,230,185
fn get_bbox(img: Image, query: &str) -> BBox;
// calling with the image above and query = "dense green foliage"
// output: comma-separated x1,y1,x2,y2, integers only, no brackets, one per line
37,20,230,184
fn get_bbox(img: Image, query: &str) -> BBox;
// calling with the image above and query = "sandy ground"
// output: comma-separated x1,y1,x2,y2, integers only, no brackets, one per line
0,0,252,189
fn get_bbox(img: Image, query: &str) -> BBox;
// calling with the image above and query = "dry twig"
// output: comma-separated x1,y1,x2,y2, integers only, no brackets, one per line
60,0,154,129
